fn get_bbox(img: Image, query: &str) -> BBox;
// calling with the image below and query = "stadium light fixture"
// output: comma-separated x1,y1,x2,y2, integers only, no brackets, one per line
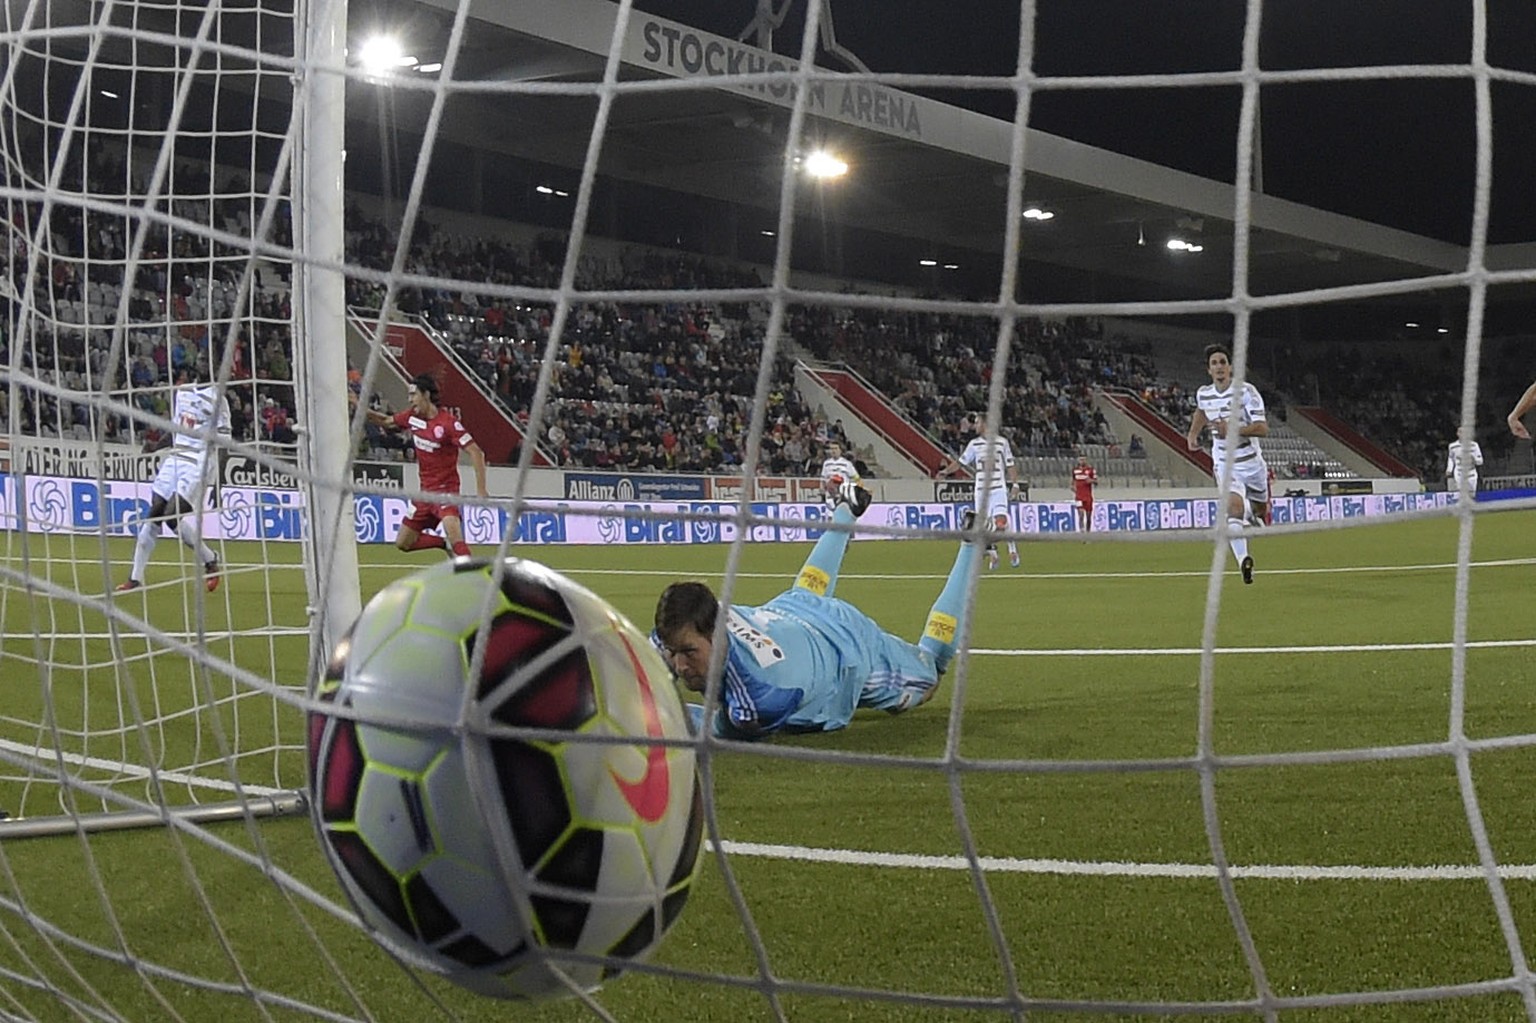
799,150,849,179
760,230,776,237
1166,238,1204,253
357,35,411,77
943,263,959,270
100,90,120,99
918,259,938,267
416,62,443,74
1023,206,1054,221
1405,321,1420,328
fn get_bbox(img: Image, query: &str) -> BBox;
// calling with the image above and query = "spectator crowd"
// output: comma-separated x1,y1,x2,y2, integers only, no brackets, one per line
4,145,1504,486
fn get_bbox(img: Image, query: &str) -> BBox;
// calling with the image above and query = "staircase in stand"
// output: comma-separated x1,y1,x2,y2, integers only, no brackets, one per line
1294,407,1417,477
797,362,950,474
348,309,553,467
1099,389,1213,476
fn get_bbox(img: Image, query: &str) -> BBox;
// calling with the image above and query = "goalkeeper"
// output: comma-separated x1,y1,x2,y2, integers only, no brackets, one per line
653,481,984,740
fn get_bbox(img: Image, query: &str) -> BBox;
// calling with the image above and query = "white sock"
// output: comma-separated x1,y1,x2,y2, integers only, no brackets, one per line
130,518,158,582
1228,518,1249,564
177,518,215,565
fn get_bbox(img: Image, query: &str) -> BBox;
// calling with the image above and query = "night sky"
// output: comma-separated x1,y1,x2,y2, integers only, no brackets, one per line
624,0,1536,246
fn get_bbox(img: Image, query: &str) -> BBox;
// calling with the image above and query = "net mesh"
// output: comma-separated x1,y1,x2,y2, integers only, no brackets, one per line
0,0,1533,1021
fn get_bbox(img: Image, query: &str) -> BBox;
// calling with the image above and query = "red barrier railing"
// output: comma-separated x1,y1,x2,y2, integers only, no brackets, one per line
802,364,951,474
1100,389,1212,476
1294,406,1418,477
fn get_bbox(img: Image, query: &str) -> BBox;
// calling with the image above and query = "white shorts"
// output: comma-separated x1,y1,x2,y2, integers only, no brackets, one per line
1213,454,1269,505
1451,473,1478,491
975,488,1011,521
151,452,212,506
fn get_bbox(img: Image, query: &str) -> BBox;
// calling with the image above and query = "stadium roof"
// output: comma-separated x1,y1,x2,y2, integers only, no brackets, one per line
29,0,1536,337
348,0,1535,337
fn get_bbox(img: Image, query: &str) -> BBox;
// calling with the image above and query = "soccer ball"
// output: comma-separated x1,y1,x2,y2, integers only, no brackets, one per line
307,557,703,1000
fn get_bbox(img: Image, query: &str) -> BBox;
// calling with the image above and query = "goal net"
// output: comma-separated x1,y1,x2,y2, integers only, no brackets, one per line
1,0,1533,1020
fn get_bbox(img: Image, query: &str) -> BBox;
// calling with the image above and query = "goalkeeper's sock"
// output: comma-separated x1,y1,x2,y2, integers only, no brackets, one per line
794,503,855,598
129,518,158,584
407,534,447,553
1228,519,1249,564
919,534,979,674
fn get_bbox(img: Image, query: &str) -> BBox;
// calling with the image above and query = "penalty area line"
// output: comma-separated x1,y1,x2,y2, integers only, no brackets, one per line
973,638,1536,656
713,839,1536,882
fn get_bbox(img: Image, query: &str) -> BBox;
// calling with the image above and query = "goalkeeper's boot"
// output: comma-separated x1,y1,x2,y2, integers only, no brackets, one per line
1241,555,1254,585
113,579,142,593
204,560,221,593
837,480,873,519
1009,547,1021,569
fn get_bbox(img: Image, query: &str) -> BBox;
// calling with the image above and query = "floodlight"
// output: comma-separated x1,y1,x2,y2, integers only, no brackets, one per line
801,150,849,179
357,35,406,77
918,259,937,267
1023,206,1054,221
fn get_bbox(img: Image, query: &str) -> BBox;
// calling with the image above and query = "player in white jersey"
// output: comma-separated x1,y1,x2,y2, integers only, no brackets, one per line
1445,426,1483,494
1508,380,1536,440
940,416,1020,570
1186,343,1268,585
115,374,231,593
818,440,861,507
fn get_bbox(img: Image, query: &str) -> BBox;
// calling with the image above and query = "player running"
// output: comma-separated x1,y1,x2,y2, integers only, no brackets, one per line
939,416,1020,569
365,375,488,558
1186,343,1269,584
115,369,230,593
653,482,984,740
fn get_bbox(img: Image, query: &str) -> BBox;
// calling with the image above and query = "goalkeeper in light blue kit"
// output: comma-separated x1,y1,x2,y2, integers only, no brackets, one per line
652,482,984,740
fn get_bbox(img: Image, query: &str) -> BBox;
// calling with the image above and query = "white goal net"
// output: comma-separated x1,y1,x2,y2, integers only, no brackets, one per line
1,0,1534,1021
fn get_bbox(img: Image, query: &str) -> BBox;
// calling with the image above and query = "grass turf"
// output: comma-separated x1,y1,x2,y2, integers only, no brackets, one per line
0,508,1533,1021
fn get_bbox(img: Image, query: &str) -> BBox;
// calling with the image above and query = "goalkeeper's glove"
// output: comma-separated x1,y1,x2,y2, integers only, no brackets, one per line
1008,483,1022,501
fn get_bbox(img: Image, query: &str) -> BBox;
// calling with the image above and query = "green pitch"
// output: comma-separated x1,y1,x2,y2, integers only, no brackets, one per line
1,508,1534,1022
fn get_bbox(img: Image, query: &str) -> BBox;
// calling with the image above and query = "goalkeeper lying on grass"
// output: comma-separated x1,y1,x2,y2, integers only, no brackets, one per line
652,482,983,740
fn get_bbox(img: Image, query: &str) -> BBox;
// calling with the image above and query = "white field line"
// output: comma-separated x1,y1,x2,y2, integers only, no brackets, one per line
16,632,1535,657
4,739,1533,885
711,839,1536,882
974,638,1536,656
365,556,1536,582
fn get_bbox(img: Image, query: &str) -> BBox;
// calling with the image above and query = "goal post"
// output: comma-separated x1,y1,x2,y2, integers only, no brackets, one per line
1,0,1532,1021
0,0,331,831
291,0,361,658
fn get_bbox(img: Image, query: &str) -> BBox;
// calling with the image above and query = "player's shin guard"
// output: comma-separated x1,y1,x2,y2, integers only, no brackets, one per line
129,517,159,583
1227,518,1249,565
793,503,856,598
918,539,979,674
